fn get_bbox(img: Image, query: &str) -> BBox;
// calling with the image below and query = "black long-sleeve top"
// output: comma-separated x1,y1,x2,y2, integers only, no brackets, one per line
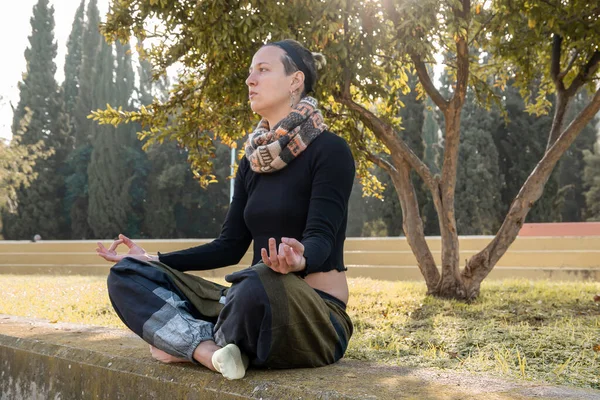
157,130,355,276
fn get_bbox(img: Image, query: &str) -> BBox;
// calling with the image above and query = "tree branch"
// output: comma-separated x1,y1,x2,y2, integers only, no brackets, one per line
387,158,441,291
335,94,437,191
347,124,396,175
411,53,449,113
547,49,600,149
557,49,580,81
451,29,469,109
468,12,497,47
566,51,600,97
365,151,396,174
546,91,570,151
550,34,563,87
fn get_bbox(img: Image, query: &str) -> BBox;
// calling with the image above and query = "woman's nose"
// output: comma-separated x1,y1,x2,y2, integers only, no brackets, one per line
246,72,256,87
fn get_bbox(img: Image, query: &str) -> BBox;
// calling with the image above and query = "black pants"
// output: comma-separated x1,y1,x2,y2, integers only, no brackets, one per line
107,258,353,368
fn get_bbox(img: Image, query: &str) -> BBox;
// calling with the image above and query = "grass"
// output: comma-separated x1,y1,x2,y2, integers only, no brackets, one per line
1,275,598,389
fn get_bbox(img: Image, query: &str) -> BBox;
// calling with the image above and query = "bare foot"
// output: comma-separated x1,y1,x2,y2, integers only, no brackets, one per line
211,343,249,380
149,345,190,363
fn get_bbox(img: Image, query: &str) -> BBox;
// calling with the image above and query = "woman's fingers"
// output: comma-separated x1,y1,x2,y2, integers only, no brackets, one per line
261,248,270,265
260,238,304,274
281,237,304,254
97,242,114,257
283,244,297,267
108,239,123,253
96,247,121,262
268,238,278,265
119,234,139,250
277,243,290,273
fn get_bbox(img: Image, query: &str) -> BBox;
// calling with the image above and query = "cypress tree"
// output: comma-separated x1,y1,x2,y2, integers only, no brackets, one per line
63,0,85,119
118,41,149,236
138,54,182,238
87,38,124,239
143,142,188,238
492,83,558,222
583,142,600,221
66,0,101,239
421,101,441,235
73,0,101,147
454,90,503,234
555,91,598,221
88,39,171,239
136,53,229,239
2,0,72,239
436,56,504,234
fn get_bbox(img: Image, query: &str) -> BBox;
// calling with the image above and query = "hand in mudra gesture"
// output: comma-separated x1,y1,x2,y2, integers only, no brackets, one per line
96,234,155,263
261,237,306,274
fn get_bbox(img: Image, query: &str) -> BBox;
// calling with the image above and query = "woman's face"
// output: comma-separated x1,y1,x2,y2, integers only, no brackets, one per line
246,46,303,118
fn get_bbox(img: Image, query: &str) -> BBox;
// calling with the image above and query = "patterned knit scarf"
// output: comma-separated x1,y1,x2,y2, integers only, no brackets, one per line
245,96,327,173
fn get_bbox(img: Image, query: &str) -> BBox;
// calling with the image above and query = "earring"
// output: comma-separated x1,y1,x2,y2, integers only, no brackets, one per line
289,91,296,107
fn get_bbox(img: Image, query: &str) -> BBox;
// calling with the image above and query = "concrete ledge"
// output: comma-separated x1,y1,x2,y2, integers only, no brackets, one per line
1,315,598,400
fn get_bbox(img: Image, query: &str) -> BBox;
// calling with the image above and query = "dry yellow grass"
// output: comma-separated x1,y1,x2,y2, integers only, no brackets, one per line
1,275,598,389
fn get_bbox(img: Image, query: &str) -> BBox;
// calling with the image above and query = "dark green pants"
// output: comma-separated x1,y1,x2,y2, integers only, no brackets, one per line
109,258,352,368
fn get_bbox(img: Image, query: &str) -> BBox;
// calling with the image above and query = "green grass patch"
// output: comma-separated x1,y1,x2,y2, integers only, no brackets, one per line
1,275,598,388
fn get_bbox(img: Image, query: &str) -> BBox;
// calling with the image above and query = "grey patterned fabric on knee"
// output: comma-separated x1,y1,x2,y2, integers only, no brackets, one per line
142,287,215,362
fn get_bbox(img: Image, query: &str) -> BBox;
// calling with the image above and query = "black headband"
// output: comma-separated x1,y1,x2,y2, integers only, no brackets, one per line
271,41,314,94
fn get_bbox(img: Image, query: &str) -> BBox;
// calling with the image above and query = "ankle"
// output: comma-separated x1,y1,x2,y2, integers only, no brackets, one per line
192,340,221,371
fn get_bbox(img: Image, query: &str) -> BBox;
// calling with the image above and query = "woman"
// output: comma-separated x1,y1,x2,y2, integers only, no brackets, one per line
97,39,355,380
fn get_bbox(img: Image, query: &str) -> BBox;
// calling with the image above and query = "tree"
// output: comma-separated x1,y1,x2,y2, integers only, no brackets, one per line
491,82,558,223
421,100,441,235
454,92,504,235
87,37,126,239
347,72,427,237
555,91,598,221
583,142,600,221
436,61,504,235
94,0,600,299
3,0,72,240
0,110,52,236
63,0,86,119
66,0,102,239
137,51,230,239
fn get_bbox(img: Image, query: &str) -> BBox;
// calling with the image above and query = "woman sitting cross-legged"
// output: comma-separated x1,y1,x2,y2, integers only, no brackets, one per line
96,39,355,380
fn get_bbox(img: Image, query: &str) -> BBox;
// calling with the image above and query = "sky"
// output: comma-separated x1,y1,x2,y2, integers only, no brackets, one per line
0,0,109,141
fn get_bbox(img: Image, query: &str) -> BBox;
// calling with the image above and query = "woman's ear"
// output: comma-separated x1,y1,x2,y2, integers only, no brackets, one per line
291,71,305,93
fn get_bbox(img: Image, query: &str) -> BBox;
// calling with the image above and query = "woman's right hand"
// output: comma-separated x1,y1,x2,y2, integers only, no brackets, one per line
96,234,157,263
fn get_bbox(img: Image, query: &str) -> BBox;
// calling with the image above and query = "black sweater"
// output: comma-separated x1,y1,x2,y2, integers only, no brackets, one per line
158,131,355,275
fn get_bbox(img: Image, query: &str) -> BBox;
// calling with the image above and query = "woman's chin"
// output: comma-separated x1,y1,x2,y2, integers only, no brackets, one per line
249,102,264,115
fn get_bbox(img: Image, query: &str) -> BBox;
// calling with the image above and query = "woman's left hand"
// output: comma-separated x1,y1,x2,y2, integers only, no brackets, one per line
261,237,306,274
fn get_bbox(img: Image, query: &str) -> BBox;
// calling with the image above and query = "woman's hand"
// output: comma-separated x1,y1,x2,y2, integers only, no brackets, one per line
261,237,306,274
96,234,156,263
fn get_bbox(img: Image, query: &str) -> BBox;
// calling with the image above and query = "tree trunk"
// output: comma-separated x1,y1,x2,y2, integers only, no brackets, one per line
388,157,440,292
410,5,470,299
546,91,570,151
431,104,465,298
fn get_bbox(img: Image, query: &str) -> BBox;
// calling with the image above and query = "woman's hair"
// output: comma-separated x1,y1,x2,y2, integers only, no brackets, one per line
265,39,326,97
